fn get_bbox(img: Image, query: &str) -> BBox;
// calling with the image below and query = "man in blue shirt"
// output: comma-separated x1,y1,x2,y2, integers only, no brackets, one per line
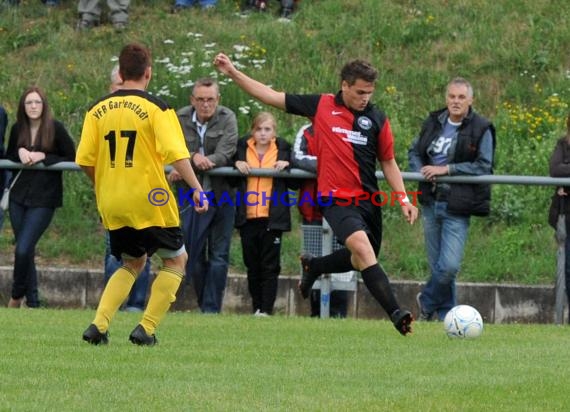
408,77,496,321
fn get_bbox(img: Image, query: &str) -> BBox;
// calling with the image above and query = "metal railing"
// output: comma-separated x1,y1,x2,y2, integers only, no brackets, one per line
2,160,570,185
1,159,568,323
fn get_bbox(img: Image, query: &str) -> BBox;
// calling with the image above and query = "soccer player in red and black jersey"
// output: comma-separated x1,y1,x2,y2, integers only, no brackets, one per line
214,53,418,335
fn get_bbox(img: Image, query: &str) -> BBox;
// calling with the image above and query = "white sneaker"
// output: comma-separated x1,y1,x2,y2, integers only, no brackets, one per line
254,309,269,317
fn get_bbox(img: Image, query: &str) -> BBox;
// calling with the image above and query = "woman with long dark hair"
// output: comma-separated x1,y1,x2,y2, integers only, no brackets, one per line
5,86,75,308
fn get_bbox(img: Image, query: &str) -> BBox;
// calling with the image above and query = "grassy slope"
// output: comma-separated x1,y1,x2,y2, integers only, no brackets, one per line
0,0,569,283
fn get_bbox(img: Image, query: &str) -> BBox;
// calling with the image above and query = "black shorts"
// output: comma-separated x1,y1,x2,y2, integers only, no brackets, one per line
321,198,382,255
109,226,185,260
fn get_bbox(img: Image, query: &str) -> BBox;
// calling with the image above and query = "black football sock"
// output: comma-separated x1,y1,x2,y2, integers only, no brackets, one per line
310,248,353,275
361,264,399,317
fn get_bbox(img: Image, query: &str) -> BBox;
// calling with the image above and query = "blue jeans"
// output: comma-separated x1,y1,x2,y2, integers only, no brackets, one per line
174,0,217,8
104,231,151,311
419,201,470,320
9,201,55,307
182,201,234,313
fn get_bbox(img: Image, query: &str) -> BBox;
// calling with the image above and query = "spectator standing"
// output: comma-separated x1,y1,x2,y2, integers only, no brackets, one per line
214,53,418,335
78,43,207,346
102,64,152,313
242,0,298,20
171,0,217,13
0,105,8,231
233,112,295,316
548,111,570,322
169,78,238,314
278,0,297,20
291,123,348,318
5,86,76,308
408,77,496,321
7,0,58,5
242,0,267,12
77,0,130,32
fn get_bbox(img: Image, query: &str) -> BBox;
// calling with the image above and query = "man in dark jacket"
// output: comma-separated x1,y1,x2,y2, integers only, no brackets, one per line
0,105,7,230
169,78,238,313
408,77,496,321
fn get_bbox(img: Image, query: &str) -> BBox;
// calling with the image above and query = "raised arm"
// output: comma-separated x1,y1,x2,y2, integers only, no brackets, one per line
214,53,286,111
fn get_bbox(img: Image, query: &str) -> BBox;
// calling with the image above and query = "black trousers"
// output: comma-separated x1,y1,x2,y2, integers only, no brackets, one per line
240,218,283,315
310,289,348,318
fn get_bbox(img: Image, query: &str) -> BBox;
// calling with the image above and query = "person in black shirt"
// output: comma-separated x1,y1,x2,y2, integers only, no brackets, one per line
5,86,76,308
214,53,418,335
0,105,8,231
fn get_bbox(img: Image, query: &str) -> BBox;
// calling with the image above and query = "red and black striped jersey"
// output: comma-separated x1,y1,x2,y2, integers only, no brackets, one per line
285,92,395,197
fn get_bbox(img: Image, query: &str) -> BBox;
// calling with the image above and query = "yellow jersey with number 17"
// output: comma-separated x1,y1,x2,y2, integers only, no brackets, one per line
76,89,190,230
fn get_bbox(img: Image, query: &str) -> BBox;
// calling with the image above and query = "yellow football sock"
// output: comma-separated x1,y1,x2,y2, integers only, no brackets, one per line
140,267,183,335
93,266,138,332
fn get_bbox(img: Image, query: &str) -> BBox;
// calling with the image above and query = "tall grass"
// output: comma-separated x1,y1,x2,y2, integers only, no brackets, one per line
0,0,568,283
1,308,570,411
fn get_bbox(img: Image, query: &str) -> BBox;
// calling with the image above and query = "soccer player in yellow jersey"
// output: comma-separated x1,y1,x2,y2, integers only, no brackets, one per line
77,43,208,346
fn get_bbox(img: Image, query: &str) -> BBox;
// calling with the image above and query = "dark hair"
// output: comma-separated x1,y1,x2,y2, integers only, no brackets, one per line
16,86,55,151
119,43,151,81
340,60,378,86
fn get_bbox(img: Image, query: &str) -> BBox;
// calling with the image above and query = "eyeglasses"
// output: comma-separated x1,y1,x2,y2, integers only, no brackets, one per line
24,100,43,106
192,96,217,105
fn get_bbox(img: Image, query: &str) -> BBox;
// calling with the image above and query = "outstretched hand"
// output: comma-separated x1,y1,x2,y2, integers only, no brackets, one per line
213,53,234,76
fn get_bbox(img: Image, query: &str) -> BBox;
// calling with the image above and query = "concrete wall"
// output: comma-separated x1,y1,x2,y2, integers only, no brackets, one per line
0,266,565,324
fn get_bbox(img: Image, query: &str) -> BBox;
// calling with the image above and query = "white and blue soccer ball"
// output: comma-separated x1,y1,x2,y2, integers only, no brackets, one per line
443,305,484,339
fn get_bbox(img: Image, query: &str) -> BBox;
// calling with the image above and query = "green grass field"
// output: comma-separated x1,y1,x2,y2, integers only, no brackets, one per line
1,308,569,411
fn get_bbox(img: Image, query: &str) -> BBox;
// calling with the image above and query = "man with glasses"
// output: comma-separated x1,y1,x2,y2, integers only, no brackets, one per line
169,78,238,313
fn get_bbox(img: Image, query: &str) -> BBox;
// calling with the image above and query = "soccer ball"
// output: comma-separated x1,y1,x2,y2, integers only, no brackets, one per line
443,305,484,339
